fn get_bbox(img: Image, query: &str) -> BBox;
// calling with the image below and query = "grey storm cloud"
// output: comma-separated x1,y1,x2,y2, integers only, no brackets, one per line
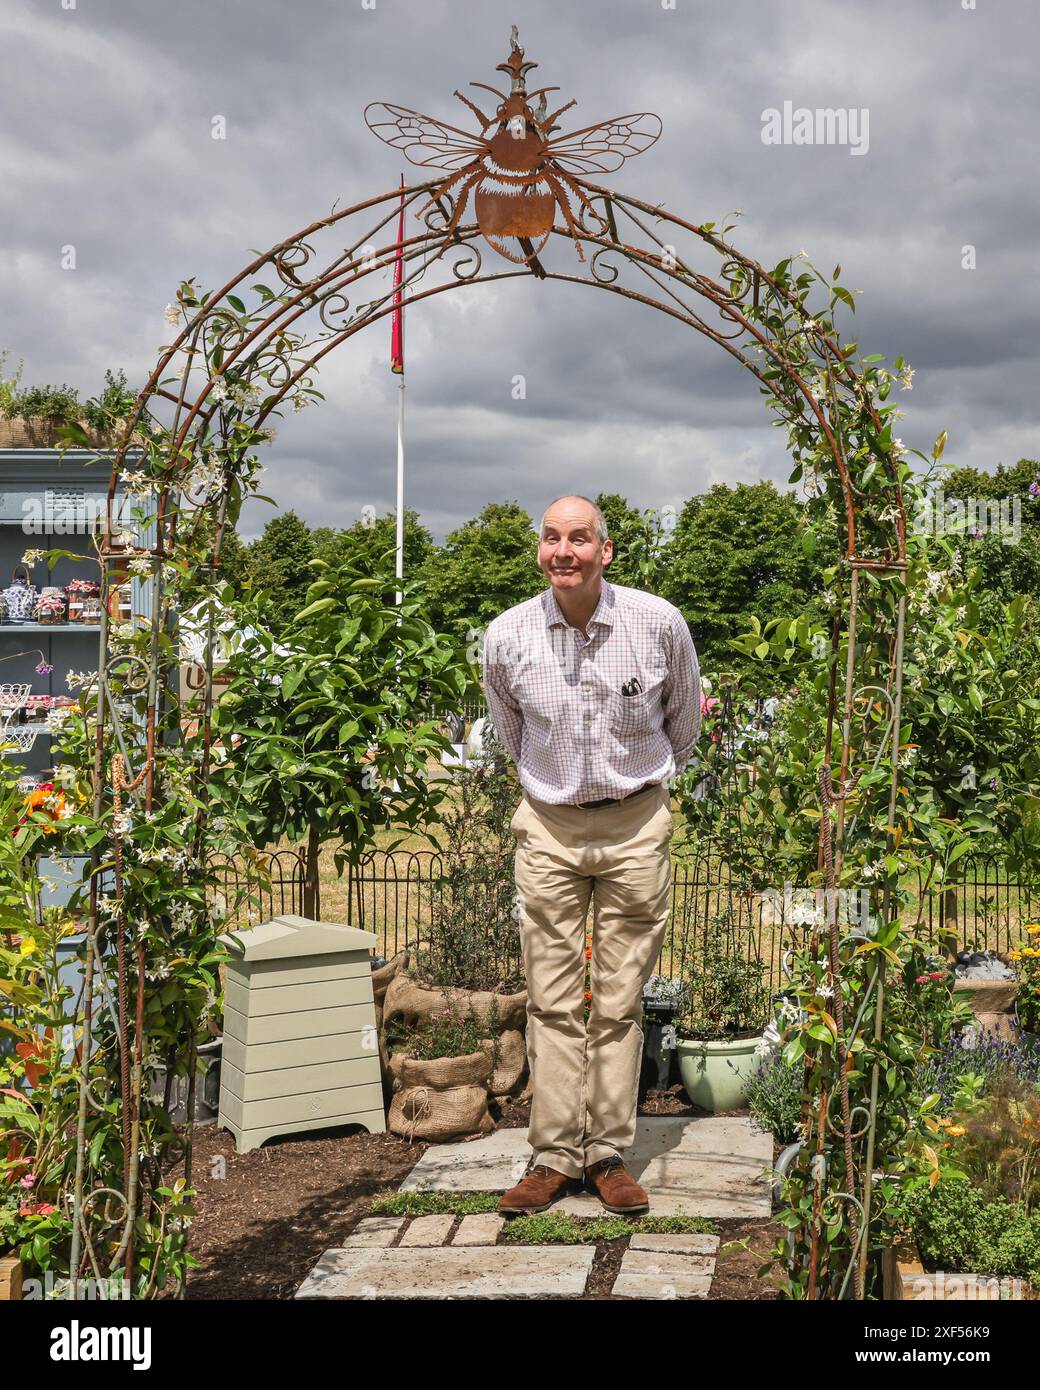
1,0,1036,541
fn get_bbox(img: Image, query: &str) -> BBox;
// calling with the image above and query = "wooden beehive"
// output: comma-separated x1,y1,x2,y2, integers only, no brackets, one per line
217,915,386,1154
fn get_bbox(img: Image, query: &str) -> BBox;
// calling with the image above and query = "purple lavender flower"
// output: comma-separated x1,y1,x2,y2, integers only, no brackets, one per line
1030,481,1040,498
35,661,53,676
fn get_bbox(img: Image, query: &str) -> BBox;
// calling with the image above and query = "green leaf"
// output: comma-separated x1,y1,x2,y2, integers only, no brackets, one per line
294,597,336,621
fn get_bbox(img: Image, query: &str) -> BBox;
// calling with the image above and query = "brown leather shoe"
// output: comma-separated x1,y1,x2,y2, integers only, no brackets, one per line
498,1162,582,1215
584,1154,650,1215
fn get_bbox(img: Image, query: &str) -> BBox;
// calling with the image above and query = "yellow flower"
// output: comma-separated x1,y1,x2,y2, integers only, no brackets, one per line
946,1124,966,1137
1009,951,1023,961
19,935,36,957
1025,923,1040,933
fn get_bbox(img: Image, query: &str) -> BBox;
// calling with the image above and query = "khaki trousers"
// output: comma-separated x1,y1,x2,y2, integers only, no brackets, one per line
510,782,674,1180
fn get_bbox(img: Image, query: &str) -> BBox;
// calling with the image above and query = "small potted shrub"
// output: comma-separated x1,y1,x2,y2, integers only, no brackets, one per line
383,998,498,1142
675,916,771,1112
1011,927,1040,1048
382,719,528,1100
640,974,688,1092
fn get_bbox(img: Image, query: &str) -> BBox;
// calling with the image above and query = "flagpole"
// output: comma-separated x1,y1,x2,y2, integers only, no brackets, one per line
391,172,406,610
395,366,404,607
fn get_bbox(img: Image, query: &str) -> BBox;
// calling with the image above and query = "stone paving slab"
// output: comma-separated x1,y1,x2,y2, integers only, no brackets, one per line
398,1128,532,1193
398,1214,456,1246
452,1213,506,1246
295,1244,595,1299
400,1116,773,1218
343,1216,406,1247
612,1247,714,1299
629,1232,719,1255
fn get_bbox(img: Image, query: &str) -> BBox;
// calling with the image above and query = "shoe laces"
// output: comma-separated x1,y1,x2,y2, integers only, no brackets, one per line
591,1154,623,1172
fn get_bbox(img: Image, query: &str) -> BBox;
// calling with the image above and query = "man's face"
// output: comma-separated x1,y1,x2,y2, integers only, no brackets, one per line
537,501,613,593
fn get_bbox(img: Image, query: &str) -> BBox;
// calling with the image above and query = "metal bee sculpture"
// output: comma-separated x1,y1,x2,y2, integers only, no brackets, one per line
365,26,662,267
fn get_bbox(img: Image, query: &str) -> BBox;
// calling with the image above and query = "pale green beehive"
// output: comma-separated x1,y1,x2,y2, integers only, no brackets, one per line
217,915,386,1153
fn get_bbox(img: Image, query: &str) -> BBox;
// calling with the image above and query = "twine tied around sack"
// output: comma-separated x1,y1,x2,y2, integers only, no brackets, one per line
404,1086,433,1145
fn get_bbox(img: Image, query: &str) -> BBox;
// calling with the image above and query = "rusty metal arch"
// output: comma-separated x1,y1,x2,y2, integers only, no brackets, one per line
71,69,909,1301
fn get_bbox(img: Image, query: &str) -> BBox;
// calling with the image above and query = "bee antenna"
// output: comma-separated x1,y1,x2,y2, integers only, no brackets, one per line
470,81,508,101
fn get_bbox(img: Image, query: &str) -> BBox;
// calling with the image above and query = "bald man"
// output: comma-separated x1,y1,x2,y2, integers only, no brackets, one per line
482,495,701,1215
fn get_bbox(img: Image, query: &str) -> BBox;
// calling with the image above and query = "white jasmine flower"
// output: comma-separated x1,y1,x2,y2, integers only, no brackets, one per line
21,548,45,566
120,470,156,497
164,303,181,326
900,365,915,390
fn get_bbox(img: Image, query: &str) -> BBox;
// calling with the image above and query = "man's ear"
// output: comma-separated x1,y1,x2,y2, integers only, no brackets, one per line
602,539,614,566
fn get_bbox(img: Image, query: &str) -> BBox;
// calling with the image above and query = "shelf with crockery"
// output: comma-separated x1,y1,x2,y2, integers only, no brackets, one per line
0,689,79,757
0,449,153,784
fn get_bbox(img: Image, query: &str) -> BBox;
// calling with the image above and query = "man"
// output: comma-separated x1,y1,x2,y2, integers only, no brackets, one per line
481,495,701,1216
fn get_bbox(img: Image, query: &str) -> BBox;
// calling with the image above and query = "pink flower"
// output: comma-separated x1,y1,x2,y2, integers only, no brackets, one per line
19,1172,36,1189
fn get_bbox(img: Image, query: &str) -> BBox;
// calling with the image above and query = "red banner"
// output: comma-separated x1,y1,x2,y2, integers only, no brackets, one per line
390,176,405,374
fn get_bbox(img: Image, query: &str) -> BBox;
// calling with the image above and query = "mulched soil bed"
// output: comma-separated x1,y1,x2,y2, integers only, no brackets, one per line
168,1085,785,1300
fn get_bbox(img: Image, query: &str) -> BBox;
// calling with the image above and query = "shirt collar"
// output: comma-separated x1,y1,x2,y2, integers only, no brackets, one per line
542,577,615,632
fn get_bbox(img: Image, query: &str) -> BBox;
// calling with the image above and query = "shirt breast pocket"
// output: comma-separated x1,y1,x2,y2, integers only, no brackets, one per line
609,683,662,742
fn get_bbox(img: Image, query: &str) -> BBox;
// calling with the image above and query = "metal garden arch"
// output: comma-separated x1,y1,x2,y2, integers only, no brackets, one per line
72,30,910,1298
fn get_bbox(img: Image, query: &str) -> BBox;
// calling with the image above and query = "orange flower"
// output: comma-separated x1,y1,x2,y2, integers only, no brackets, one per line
946,1124,966,1137
584,990,592,1004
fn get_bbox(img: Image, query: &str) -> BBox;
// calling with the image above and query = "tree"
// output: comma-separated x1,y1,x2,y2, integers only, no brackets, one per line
661,481,831,676
927,458,1040,626
594,491,670,590
208,547,480,915
241,510,316,632
313,507,434,578
422,501,544,637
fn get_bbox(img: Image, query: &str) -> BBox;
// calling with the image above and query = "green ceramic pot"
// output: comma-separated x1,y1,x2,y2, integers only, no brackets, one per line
676,1034,764,1112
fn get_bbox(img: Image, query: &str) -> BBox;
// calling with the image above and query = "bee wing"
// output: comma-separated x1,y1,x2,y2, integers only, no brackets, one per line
364,102,486,171
547,113,662,174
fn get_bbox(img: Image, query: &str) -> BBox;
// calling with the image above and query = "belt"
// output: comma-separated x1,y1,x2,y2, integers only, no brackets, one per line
574,781,659,811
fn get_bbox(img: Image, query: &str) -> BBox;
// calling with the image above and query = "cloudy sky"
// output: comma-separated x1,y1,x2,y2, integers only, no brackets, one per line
1,0,1036,542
